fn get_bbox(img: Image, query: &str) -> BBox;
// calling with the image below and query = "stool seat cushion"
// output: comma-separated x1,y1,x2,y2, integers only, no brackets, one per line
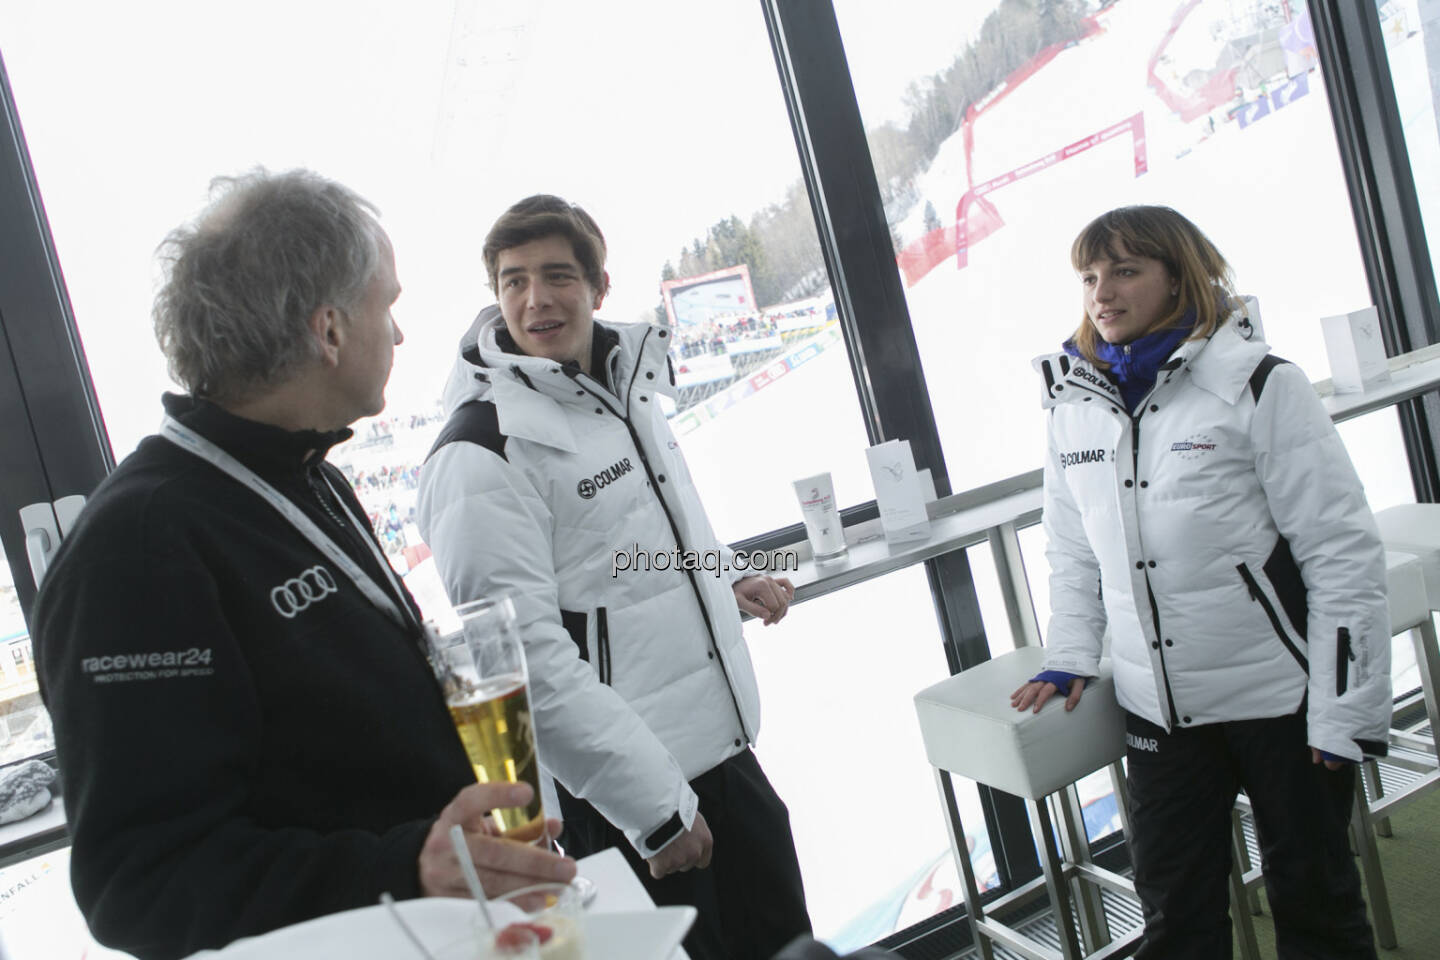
1385,551,1428,633
1376,504,1440,604
913,647,1125,800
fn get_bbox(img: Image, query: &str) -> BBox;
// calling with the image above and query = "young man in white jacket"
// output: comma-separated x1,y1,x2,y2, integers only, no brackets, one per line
417,195,811,960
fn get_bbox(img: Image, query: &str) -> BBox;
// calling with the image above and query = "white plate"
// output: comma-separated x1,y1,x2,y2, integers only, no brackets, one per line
182,898,695,960
580,906,695,960
433,907,696,960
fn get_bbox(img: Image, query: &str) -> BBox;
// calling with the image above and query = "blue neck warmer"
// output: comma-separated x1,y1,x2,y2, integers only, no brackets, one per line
1066,312,1195,413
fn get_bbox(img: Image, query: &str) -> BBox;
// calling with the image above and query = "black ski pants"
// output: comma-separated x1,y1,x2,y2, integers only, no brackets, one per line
557,748,813,960
1125,710,1377,960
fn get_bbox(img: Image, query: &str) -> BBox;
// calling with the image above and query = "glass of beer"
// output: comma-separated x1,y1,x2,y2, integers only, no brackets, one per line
430,595,544,838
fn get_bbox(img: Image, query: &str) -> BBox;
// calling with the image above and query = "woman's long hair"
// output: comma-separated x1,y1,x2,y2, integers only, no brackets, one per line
1069,205,1237,368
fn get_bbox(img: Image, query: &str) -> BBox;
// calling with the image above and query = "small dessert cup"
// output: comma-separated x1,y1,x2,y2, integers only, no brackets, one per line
491,883,585,960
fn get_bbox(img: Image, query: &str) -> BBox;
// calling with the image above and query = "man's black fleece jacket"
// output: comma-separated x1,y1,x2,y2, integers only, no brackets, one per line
32,394,473,960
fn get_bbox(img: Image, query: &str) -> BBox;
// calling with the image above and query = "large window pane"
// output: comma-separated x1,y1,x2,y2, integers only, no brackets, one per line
1382,0,1440,296
0,0,890,942
835,0,1392,491
0,546,50,767
749,564,991,949
0,1,873,550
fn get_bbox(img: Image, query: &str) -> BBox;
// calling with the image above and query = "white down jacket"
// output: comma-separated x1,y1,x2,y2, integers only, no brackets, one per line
1034,319,1391,761
417,309,758,855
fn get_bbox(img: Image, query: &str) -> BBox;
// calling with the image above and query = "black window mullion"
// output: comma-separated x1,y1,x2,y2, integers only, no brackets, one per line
0,315,49,616
760,2,1044,942
0,48,107,867
0,49,112,607
0,50,113,494
1310,0,1440,502
926,549,1043,894
760,0,948,494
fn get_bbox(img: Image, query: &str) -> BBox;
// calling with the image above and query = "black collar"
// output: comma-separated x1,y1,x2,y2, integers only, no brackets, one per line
161,393,353,475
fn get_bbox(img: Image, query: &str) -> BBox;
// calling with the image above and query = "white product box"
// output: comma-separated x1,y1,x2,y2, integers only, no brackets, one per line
865,439,930,544
1320,306,1390,394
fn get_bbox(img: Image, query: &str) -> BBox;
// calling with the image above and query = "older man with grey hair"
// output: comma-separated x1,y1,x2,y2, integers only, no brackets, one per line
32,168,574,960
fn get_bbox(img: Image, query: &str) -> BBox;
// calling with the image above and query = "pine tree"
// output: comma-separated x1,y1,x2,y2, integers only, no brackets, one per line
923,200,942,234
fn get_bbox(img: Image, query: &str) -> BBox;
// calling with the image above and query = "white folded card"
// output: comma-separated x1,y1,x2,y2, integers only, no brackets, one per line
1320,305,1390,394
866,439,930,544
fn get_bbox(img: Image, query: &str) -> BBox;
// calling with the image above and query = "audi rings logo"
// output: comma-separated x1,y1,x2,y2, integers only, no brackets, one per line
270,565,339,619
577,478,598,500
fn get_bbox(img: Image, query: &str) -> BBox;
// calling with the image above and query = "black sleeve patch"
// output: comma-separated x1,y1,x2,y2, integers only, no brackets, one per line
1263,534,1308,640
643,811,684,852
426,401,508,463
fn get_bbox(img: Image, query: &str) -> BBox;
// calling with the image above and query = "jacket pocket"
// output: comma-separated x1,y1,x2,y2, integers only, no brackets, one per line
1237,563,1309,674
1336,627,1355,696
560,609,590,662
559,608,612,685
596,607,612,686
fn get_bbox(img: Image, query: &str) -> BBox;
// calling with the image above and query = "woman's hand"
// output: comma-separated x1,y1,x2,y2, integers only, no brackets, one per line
1010,678,1086,713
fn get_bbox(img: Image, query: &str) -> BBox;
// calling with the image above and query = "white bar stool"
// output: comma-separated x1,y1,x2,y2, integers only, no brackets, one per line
1365,550,1439,832
913,647,1139,960
1373,504,1440,752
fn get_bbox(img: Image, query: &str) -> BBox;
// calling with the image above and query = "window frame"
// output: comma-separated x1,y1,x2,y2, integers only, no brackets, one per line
0,1,1438,952
0,48,110,868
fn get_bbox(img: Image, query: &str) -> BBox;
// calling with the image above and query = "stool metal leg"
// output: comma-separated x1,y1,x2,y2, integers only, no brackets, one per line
1057,786,1110,952
1227,810,1261,960
1363,759,1392,838
1350,774,1397,950
1229,807,1262,916
1028,797,1084,960
1107,761,1133,848
1416,618,1440,748
935,769,994,960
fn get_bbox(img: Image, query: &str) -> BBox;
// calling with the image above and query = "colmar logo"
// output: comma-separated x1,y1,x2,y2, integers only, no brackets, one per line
577,457,634,500
1126,733,1160,753
1072,366,1119,395
270,565,338,619
1060,448,1106,469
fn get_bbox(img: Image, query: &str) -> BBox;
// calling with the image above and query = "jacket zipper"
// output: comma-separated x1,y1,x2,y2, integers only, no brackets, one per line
597,606,611,685
1131,412,1181,727
309,465,434,673
1336,626,1354,696
566,353,750,741
1237,563,1310,673
306,464,379,567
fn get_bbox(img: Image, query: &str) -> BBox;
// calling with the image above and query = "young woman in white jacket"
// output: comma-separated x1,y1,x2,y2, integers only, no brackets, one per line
1012,205,1390,959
